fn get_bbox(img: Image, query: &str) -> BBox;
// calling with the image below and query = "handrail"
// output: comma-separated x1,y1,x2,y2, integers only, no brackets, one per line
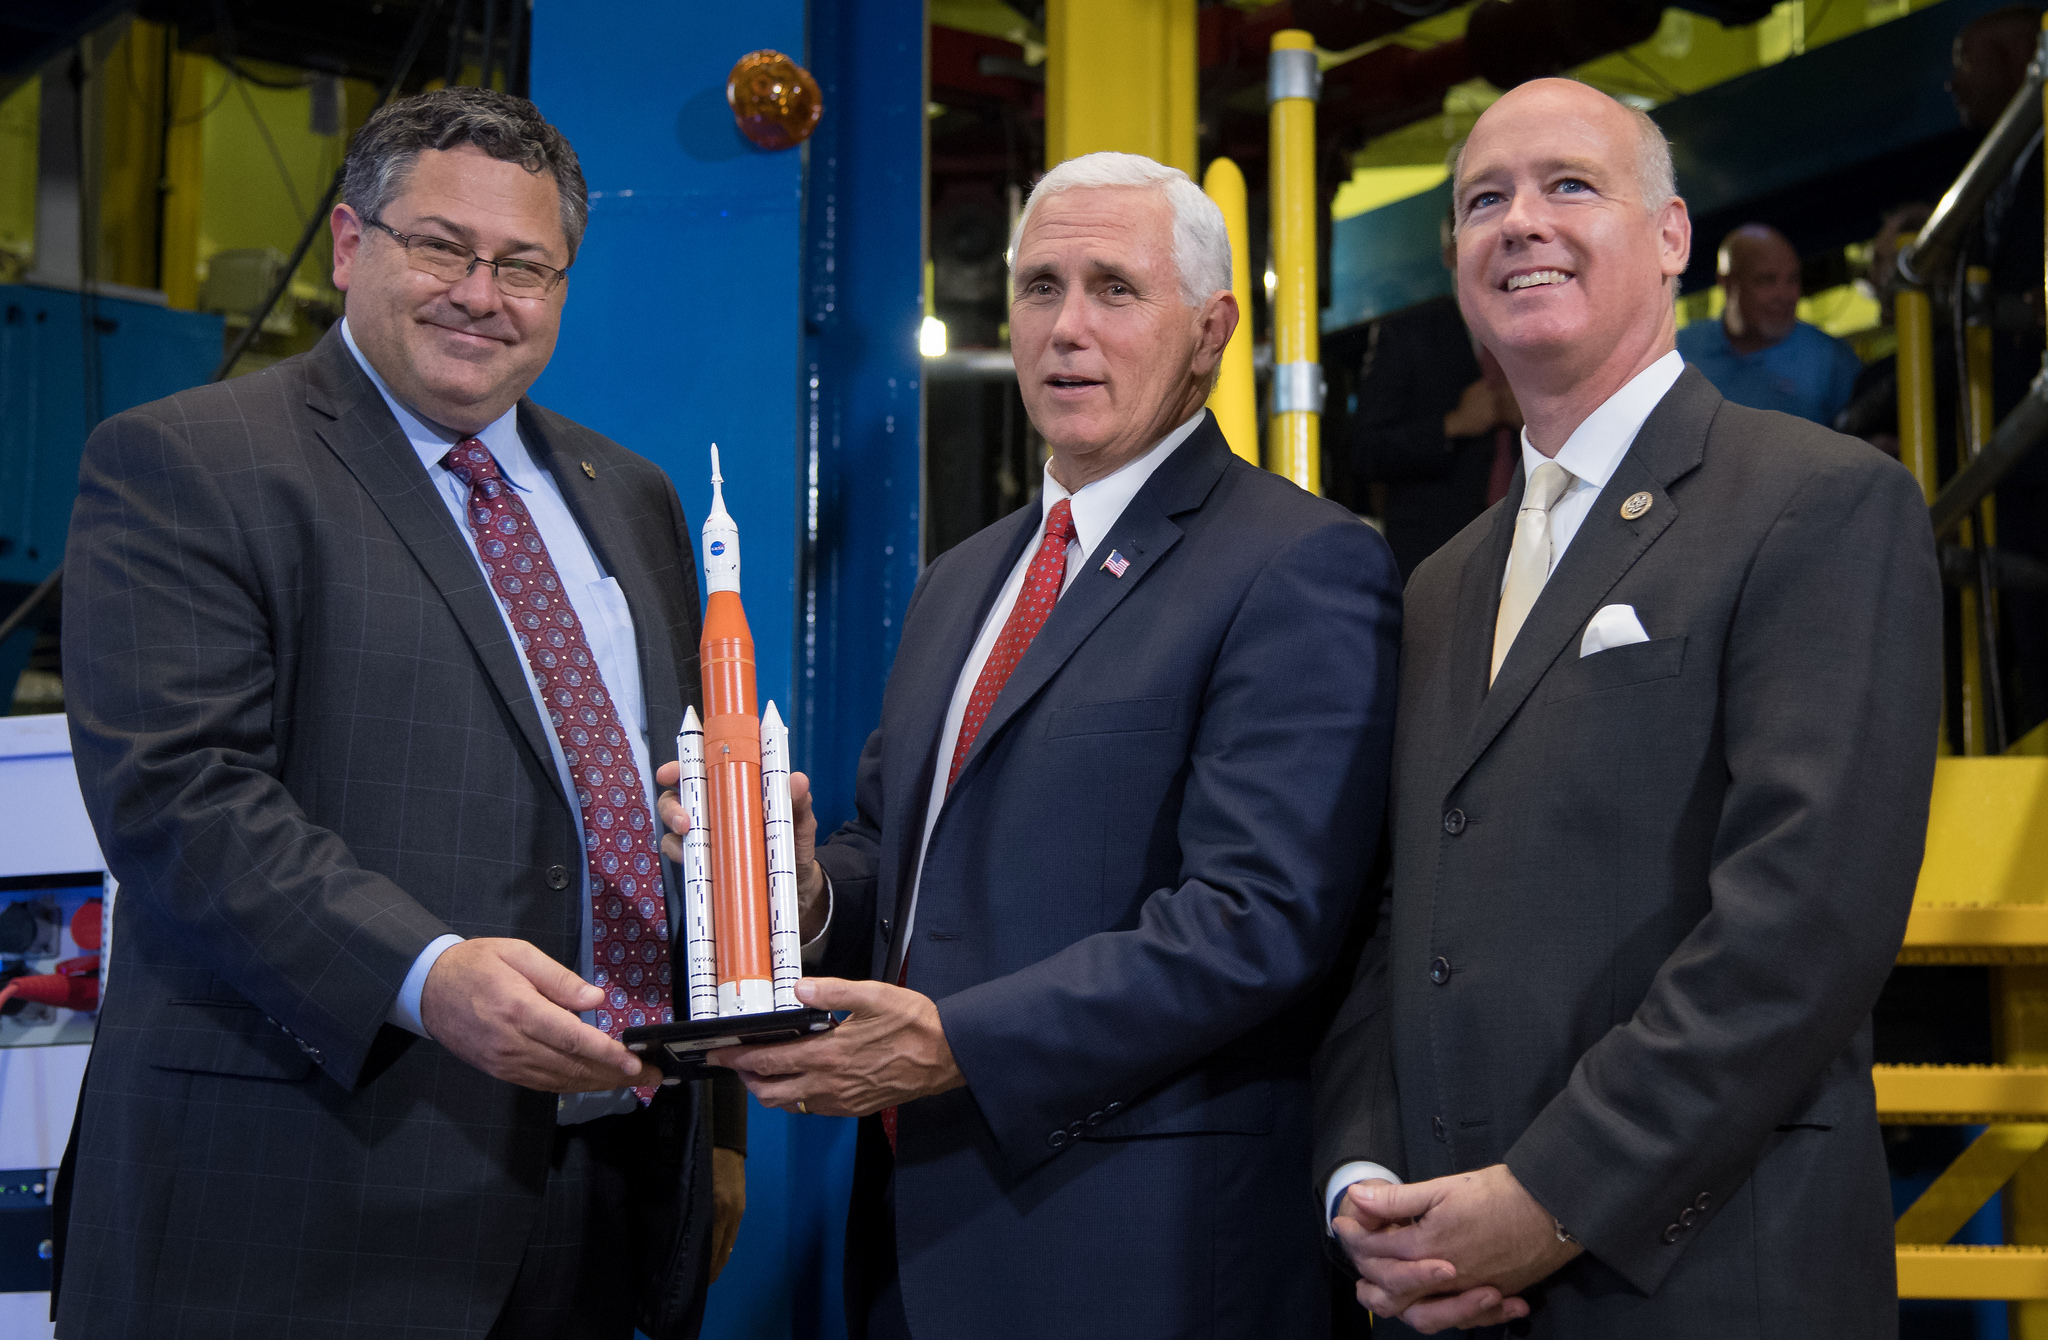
1899,40,2046,287
1931,363,2048,538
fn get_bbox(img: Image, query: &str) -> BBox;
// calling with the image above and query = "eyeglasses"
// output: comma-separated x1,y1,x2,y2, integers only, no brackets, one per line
363,216,568,296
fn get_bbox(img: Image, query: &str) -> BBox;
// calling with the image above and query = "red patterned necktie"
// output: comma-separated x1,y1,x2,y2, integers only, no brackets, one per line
442,439,673,1099
946,498,1078,787
886,497,1079,1150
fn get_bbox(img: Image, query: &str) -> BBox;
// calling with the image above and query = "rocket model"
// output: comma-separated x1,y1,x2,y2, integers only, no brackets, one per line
675,445,808,1018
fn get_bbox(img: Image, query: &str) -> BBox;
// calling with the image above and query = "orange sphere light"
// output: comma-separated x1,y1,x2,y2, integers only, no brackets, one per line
726,49,823,150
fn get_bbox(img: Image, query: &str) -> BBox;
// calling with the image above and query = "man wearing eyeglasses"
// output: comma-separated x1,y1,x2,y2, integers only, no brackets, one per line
56,87,741,1340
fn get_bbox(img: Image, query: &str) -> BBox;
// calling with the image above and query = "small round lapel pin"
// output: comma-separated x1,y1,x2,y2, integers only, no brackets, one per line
1620,491,1653,521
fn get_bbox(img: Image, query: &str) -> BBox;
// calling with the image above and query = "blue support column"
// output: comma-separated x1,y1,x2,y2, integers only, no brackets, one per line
529,4,923,1337
797,1,927,841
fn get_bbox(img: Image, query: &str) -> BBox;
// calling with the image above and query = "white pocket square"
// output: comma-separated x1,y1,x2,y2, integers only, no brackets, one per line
1581,604,1650,657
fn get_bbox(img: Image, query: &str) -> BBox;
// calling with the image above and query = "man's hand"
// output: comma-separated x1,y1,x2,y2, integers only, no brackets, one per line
706,977,964,1117
1333,1163,1579,1334
710,1147,745,1282
656,760,828,940
420,937,647,1092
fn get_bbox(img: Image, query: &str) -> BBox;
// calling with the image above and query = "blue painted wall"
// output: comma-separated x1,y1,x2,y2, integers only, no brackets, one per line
530,3,924,1336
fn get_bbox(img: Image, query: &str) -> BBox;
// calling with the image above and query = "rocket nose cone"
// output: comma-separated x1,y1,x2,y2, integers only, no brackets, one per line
682,704,702,728
761,700,784,730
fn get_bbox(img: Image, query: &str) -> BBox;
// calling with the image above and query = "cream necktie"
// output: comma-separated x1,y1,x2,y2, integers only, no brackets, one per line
1491,460,1574,685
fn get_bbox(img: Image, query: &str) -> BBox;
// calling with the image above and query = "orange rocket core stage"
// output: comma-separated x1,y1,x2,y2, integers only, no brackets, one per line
700,588,773,1001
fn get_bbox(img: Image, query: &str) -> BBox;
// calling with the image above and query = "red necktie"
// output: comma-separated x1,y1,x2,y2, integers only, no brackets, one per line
443,440,673,1100
886,498,1078,1150
946,498,1078,787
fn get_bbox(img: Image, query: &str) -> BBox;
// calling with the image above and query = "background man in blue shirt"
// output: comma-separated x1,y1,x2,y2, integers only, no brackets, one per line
1677,223,1863,425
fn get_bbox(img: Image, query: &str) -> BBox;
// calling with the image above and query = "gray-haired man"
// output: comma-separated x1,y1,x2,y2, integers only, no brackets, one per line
58,87,742,1340
684,150,1402,1339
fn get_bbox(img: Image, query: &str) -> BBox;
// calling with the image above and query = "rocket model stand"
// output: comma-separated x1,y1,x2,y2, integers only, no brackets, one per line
673,707,722,1021
625,445,835,1075
760,701,803,1010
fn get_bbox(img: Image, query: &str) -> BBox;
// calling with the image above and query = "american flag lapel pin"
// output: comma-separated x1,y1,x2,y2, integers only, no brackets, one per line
1102,549,1130,578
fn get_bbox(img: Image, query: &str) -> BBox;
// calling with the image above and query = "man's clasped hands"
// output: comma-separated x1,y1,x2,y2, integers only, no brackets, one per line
1333,1163,1582,1334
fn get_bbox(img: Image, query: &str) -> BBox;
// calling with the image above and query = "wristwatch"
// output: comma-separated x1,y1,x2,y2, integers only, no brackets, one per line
1553,1216,1578,1246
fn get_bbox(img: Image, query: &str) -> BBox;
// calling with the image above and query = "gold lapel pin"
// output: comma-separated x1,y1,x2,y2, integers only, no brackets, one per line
1620,491,1653,521
580,461,596,479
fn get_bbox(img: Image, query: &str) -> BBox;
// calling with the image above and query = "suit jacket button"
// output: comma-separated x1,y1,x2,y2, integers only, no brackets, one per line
1048,1129,1070,1150
1678,1207,1698,1227
880,918,892,936
1068,1120,1086,1138
1104,1100,1124,1116
1085,1110,1105,1128
1442,809,1467,835
1429,956,1451,985
1662,1223,1683,1244
545,864,570,891
1431,1115,1447,1142
1694,1192,1711,1211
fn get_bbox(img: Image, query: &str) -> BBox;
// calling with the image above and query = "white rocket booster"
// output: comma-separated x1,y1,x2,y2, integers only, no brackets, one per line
674,706,722,1021
760,700,803,1010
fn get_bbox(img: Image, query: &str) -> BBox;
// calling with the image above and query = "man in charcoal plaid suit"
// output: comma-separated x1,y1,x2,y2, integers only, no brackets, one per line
56,87,743,1340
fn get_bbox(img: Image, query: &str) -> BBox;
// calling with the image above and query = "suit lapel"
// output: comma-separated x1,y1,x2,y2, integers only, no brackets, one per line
1446,366,1718,793
521,405,687,754
877,504,1040,977
303,331,567,803
1443,487,1519,745
943,418,1230,798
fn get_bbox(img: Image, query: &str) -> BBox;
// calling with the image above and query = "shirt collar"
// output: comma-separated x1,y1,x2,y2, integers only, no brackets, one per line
1041,409,1206,557
340,317,528,483
1519,349,1684,494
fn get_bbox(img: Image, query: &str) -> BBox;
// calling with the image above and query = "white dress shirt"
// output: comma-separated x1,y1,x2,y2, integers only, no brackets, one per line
341,320,657,1123
1506,350,1685,582
895,410,1206,954
1326,350,1685,1229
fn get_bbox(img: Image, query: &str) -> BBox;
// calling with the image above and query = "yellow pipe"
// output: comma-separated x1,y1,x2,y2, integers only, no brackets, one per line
1962,265,1996,756
1268,29,1321,494
1203,157,1258,463
1896,281,1938,504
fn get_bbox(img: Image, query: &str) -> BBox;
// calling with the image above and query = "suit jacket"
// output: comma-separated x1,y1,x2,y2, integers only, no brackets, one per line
1312,367,1941,1338
57,328,723,1340
813,414,1403,1339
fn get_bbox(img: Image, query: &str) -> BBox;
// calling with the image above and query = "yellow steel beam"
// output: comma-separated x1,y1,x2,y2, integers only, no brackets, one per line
1897,1125,2048,1244
159,50,209,310
1043,0,1196,175
1876,1065,2048,1122
1914,758,2048,908
1900,1246,2048,1298
96,20,168,291
1902,904,2048,964
1267,29,1320,494
1202,157,1258,464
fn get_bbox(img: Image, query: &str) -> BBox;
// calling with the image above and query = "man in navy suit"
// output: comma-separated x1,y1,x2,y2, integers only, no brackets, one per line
659,150,1401,1338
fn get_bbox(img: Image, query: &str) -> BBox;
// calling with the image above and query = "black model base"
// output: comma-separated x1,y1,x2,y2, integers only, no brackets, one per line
622,1007,838,1081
